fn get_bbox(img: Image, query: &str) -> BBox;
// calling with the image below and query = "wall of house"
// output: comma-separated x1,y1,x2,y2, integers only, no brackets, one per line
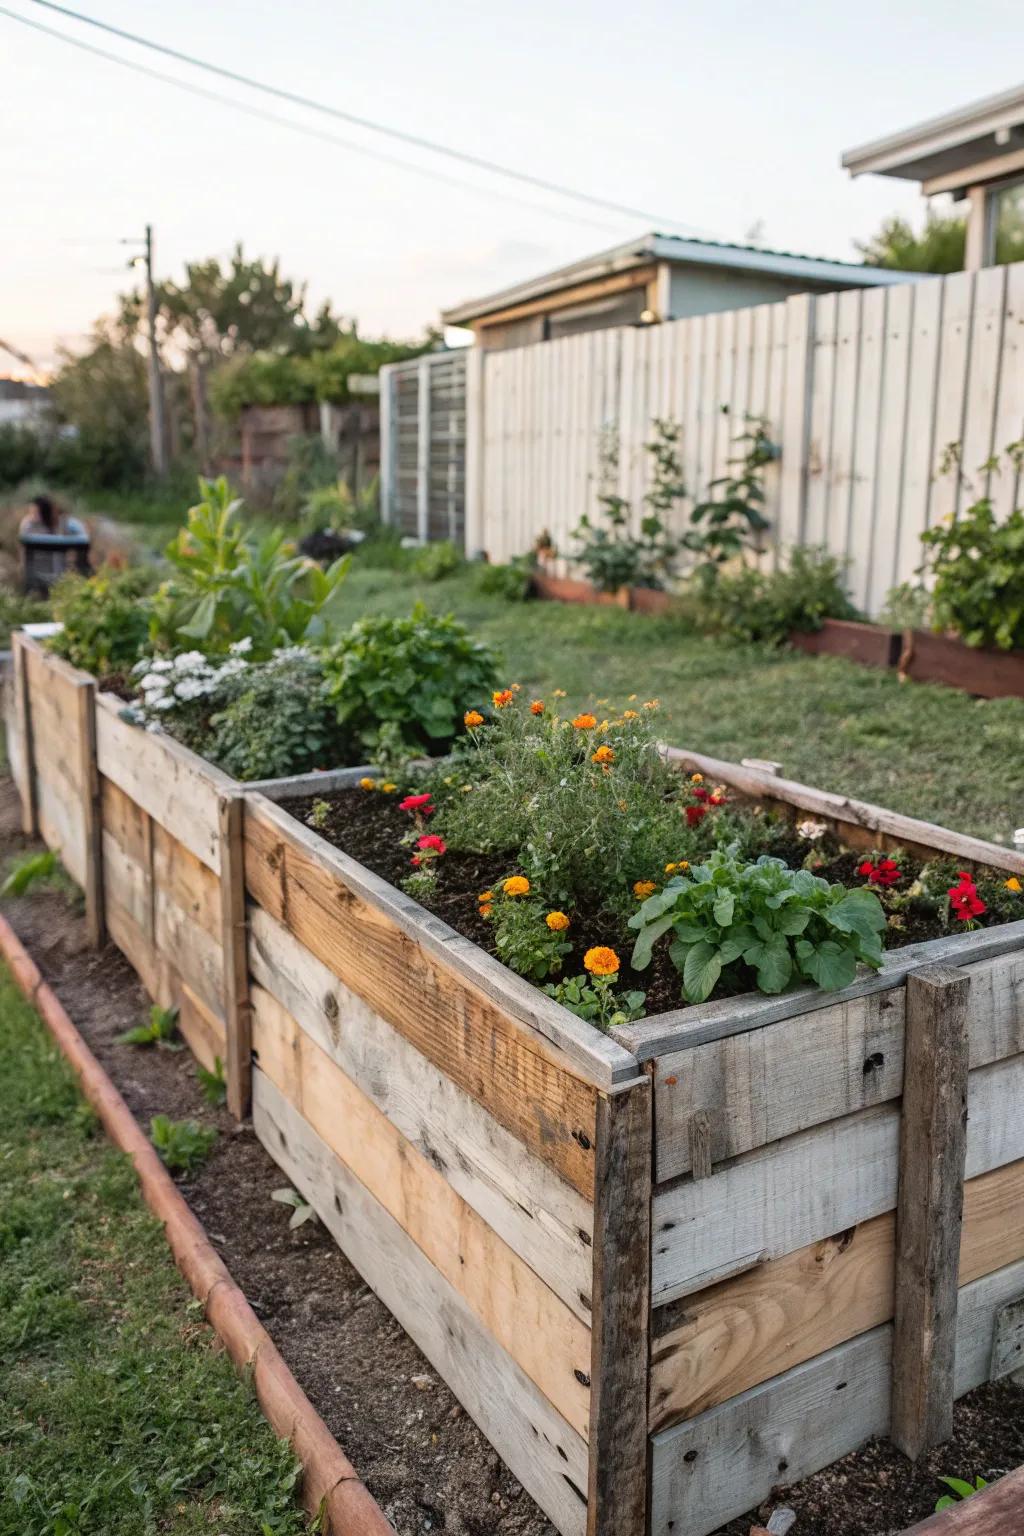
667,264,838,318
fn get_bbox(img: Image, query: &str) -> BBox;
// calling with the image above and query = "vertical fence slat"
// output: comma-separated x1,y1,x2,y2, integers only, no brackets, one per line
992,262,1024,518
894,277,943,590
777,294,815,557
847,287,887,610
961,265,1008,501
931,270,976,519
828,288,863,569
805,291,838,549
870,284,914,607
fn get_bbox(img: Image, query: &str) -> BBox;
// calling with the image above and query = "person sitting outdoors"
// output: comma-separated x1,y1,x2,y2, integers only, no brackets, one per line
19,494,90,593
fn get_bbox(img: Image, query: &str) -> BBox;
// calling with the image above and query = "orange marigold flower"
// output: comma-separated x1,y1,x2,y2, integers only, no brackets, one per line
584,946,620,978
622,709,639,720
380,782,398,793
572,712,597,730
690,772,704,785
503,875,531,896
358,776,378,790
617,798,628,812
592,744,615,765
633,880,656,899
492,689,514,709
530,700,545,715
1006,877,1022,893
478,890,494,903
464,709,484,728
545,910,570,932
643,699,660,711
665,860,690,875
479,903,493,918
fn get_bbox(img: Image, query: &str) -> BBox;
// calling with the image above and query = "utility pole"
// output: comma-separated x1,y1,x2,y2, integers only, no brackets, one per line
124,226,167,476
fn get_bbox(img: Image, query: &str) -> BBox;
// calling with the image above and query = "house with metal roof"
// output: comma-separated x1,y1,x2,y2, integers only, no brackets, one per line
441,231,914,350
843,82,1024,269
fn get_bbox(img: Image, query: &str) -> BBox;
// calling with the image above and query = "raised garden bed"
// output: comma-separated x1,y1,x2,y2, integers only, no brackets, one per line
899,630,1024,701
10,632,1024,1536
790,616,902,669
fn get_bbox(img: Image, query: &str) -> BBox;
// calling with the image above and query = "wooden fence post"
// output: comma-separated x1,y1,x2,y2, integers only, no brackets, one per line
76,678,104,948
219,792,251,1119
891,964,971,1460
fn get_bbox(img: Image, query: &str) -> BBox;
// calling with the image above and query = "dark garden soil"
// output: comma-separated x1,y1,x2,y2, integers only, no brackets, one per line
284,788,1021,1020
4,772,1024,1536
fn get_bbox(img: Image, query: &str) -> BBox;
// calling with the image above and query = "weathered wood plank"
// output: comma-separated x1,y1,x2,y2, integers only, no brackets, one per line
178,982,227,1075
153,883,224,1020
244,798,603,1197
248,905,594,1323
36,771,87,886
650,949,1024,1181
891,967,971,1459
586,1077,651,1536
219,793,251,1119
76,678,104,946
252,1069,590,1536
95,692,227,872
652,1050,1024,1304
151,821,221,938
251,985,593,1437
901,1466,1024,1535
650,1157,1024,1429
649,1254,1024,1536
991,1296,1024,1383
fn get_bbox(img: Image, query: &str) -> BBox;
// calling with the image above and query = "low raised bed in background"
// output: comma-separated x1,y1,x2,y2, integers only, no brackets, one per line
899,629,1024,701
790,615,902,669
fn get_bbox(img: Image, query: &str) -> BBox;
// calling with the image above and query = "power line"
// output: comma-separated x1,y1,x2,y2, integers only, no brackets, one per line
23,0,718,238
1,4,626,235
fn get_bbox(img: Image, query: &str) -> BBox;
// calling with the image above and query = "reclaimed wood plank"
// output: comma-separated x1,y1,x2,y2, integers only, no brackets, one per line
652,1050,1024,1304
178,982,226,1075
248,905,594,1323
649,1254,1024,1536
251,985,592,1436
252,1069,590,1536
153,883,224,1020
650,948,1024,1180
891,967,971,1459
586,1077,651,1536
151,821,221,938
219,794,251,1119
649,1157,1024,1430
244,799,604,1197
95,693,227,872
76,678,103,946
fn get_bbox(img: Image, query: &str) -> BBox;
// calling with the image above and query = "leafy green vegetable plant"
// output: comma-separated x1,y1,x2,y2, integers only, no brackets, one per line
149,476,350,659
150,1115,216,1173
544,972,646,1030
271,1186,317,1230
117,1004,180,1048
684,416,777,588
1,849,58,897
412,540,463,581
919,452,1024,650
572,421,683,592
474,557,534,602
935,1475,989,1513
629,851,886,1004
48,565,155,676
683,546,858,645
489,896,572,981
196,1056,227,1107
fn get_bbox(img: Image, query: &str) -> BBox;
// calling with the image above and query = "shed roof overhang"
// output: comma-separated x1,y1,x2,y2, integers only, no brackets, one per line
842,82,1024,194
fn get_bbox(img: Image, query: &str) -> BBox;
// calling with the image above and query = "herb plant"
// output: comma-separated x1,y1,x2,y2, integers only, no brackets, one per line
48,565,156,676
684,415,776,587
412,540,463,581
629,851,886,1003
919,458,1024,650
489,895,572,980
196,1056,227,1107
117,1004,180,1048
544,972,646,1031
684,546,858,644
150,1115,216,1174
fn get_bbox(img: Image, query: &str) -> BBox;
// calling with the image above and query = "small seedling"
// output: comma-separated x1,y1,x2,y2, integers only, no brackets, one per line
196,1055,227,1107
935,1474,989,1512
117,1004,181,1049
306,799,331,831
150,1115,216,1174
1,849,58,897
271,1186,317,1230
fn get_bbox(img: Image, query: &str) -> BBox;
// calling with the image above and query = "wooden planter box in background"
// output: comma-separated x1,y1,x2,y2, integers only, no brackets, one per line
531,570,631,609
789,616,902,669
899,629,1024,700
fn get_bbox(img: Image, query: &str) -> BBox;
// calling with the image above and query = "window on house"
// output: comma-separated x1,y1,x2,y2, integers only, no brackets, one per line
988,176,1024,266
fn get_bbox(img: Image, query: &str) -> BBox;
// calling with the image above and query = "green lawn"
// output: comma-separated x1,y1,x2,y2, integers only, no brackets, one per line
333,563,1024,846
0,965,309,1536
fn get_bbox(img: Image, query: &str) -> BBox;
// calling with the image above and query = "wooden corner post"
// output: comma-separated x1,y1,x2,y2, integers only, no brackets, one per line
12,632,37,837
76,677,105,948
219,792,252,1119
891,964,971,1460
587,1069,652,1536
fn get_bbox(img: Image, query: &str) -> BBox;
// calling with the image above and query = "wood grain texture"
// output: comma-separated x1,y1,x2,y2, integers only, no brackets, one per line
891,967,970,1459
649,1157,1024,1430
76,679,104,946
218,794,251,1119
649,1255,1024,1536
901,1466,1024,1535
95,692,227,872
252,1069,590,1536
248,905,594,1323
586,1078,651,1536
244,797,602,1196
650,949,1024,1182
251,984,593,1436
652,1050,1024,1304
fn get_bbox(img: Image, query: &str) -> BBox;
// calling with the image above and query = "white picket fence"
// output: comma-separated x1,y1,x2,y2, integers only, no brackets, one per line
463,262,1024,614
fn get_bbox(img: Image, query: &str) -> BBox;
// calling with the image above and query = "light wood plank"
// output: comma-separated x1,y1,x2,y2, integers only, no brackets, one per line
219,793,251,1119
248,906,594,1323
652,1050,1024,1304
95,692,227,872
151,821,221,938
894,277,943,590
252,1069,590,1536
649,1254,1024,1536
931,270,975,519
76,679,103,946
650,948,1024,1180
251,985,593,1437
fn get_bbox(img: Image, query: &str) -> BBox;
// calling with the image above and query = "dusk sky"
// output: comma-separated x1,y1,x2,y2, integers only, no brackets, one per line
2,0,1020,373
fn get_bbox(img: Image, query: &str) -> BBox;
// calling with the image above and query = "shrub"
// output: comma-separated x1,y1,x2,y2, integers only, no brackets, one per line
301,476,380,537
149,477,350,660
474,557,534,601
412,540,462,581
0,585,50,645
920,480,1024,650
684,416,776,587
629,850,886,1003
48,565,156,676
321,604,498,755
687,547,858,645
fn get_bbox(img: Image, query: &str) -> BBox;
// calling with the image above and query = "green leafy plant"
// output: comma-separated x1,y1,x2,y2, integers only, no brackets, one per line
270,1186,317,1230
684,415,777,588
489,896,572,981
684,546,858,645
919,452,1024,650
1,849,58,897
544,972,646,1031
117,1004,181,1049
0,584,50,645
572,421,683,592
301,476,380,537
322,603,498,754
935,1475,989,1513
879,580,932,630
149,477,350,659
150,1115,216,1173
48,565,156,676
412,539,463,581
474,557,534,601
629,851,886,1004
204,648,353,780
196,1056,227,1107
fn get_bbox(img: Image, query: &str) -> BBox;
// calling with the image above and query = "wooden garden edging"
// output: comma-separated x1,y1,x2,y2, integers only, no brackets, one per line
900,1467,1024,1533
8,627,1024,1536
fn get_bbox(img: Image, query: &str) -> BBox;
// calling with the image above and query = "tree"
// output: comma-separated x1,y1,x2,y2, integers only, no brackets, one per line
49,317,152,487
856,207,966,273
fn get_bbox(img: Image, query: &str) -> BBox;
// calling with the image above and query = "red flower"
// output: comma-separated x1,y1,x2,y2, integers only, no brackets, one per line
399,793,433,813
858,856,900,888
417,834,447,854
709,793,726,806
685,804,707,827
949,872,986,921
410,854,422,867
692,786,710,802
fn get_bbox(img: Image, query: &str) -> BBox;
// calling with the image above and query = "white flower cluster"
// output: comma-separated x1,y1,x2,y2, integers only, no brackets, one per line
796,818,828,843
129,638,255,727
